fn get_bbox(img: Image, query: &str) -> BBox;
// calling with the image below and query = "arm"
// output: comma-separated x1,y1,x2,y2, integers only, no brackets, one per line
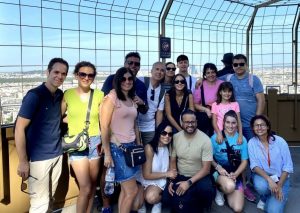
236,112,243,144
61,96,67,116
155,110,163,127
255,92,265,115
15,116,31,180
212,113,223,144
134,120,141,145
100,97,114,168
168,156,178,196
165,94,182,131
134,95,149,114
188,93,195,111
212,160,229,177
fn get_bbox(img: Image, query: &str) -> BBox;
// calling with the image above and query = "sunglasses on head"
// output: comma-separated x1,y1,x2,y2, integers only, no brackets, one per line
127,61,140,67
174,80,185,84
166,67,176,71
233,63,245,67
78,72,96,79
121,76,134,82
161,130,173,137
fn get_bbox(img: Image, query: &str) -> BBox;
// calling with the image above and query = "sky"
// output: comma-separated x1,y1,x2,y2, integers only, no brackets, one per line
0,0,299,74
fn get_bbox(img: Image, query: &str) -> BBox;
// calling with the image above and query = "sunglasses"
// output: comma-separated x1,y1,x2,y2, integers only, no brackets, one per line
78,72,96,79
174,80,185,84
121,76,134,82
150,89,155,101
166,67,176,71
21,175,38,195
233,63,245,67
161,130,173,137
127,61,140,67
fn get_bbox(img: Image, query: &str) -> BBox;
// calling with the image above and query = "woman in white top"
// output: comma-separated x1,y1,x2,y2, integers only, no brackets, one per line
138,122,177,213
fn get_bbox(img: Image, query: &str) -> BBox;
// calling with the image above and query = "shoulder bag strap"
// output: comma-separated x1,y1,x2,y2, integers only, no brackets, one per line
84,89,94,130
200,84,206,107
222,130,234,171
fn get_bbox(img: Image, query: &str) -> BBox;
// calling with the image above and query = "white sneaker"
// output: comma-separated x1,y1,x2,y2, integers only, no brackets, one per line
151,202,162,213
138,203,146,213
215,189,225,206
257,199,265,211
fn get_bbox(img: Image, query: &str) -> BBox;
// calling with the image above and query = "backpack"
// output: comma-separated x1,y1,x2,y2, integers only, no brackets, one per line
143,76,165,108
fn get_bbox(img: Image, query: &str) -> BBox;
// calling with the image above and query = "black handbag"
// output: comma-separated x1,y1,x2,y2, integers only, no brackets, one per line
222,131,242,172
119,144,146,167
62,89,94,153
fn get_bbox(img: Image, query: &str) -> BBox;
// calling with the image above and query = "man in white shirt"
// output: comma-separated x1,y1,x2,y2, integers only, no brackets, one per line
177,54,197,93
138,62,166,144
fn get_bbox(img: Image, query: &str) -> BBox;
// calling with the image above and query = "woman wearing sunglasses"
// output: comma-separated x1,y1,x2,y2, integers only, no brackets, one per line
137,122,177,213
101,67,141,213
61,61,104,213
162,62,176,92
248,115,293,213
165,73,194,133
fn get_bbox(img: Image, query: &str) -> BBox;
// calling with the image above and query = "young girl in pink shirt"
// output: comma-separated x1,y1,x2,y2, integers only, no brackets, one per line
211,82,243,144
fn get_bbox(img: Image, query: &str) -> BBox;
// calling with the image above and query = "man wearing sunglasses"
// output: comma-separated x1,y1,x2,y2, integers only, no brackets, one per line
138,61,166,144
163,110,215,212
101,52,148,114
220,53,265,202
15,58,69,212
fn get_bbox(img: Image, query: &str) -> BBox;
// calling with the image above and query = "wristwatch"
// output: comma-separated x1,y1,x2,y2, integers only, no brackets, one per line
187,179,193,186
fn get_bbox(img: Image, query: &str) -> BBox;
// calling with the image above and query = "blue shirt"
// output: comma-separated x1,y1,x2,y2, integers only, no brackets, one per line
248,135,293,177
101,74,147,105
18,83,63,161
211,132,248,167
220,73,264,127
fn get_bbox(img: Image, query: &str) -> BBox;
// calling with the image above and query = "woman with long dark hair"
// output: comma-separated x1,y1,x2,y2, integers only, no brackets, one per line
137,122,177,213
100,67,141,213
165,73,194,132
248,115,293,213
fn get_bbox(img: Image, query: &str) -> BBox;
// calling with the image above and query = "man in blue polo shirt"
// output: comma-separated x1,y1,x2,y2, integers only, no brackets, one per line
101,51,148,114
15,57,69,212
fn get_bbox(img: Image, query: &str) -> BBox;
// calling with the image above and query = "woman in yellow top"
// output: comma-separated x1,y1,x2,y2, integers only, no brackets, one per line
61,61,104,213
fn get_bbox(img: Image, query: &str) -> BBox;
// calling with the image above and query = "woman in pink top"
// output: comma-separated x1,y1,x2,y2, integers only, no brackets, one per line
193,63,223,136
211,82,243,144
101,67,141,213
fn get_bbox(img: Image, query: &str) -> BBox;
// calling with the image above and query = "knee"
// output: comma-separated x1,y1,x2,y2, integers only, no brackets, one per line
222,181,235,194
231,203,243,213
79,183,92,196
253,176,268,194
145,191,160,204
124,184,139,199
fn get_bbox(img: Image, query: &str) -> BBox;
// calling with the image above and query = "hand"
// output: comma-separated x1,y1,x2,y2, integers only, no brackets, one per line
175,181,190,196
267,178,278,194
237,134,243,145
166,169,177,179
216,132,223,144
228,172,237,181
195,79,203,89
17,161,30,180
104,154,114,168
168,182,175,196
217,166,229,177
133,95,144,106
275,186,283,201
205,108,212,118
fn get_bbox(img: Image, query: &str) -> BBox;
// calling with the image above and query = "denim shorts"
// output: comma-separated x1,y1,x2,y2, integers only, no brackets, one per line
69,135,101,161
110,142,140,183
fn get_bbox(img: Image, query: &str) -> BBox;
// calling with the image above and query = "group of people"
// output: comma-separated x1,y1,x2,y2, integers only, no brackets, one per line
14,52,293,213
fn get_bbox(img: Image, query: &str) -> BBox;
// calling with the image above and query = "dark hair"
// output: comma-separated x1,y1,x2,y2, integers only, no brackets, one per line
250,115,275,141
223,110,238,130
216,82,235,104
202,63,218,79
166,62,176,67
233,54,248,64
176,54,189,63
48,58,69,74
149,121,173,154
125,52,141,61
113,67,136,100
180,109,196,122
73,61,97,76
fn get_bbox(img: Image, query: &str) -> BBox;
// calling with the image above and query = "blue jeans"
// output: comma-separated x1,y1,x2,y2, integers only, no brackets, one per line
69,136,101,161
253,174,290,213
